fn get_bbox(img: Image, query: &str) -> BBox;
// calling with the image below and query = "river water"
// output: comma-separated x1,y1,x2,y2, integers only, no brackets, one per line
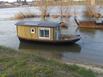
0,7,103,66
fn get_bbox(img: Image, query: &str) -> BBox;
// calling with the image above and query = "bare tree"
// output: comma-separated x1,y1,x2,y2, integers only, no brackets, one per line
59,0,72,22
38,0,50,20
17,0,21,3
22,0,27,5
17,0,27,5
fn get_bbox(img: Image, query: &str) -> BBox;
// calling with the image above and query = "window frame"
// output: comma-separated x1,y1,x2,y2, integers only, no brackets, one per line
38,28,50,40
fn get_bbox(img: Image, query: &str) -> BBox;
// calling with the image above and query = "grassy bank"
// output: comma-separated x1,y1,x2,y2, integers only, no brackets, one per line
0,46,96,77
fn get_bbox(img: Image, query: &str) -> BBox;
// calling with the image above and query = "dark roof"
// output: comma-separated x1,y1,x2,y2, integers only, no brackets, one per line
15,21,60,28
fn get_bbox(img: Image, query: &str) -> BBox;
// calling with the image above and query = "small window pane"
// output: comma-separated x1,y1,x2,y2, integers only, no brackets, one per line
40,30,44,37
45,30,49,37
31,28,35,33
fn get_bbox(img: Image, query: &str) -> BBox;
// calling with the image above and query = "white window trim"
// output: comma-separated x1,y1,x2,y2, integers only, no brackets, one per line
38,28,50,40
31,28,35,33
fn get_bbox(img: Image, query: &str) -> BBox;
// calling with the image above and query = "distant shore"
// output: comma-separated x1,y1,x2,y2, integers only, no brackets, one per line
0,2,33,8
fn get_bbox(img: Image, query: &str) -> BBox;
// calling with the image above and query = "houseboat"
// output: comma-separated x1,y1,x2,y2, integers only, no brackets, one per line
16,21,80,44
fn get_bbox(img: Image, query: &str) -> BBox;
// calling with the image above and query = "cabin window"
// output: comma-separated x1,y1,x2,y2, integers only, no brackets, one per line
31,28,35,33
39,28,50,39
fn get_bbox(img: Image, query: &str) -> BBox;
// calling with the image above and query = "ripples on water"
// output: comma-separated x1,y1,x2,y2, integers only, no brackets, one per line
0,7,103,66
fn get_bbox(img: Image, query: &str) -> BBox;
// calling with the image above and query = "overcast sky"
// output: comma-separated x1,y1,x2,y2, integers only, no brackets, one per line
0,0,32,2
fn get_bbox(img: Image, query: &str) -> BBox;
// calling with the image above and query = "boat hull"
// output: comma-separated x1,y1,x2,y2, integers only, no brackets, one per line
80,21,103,29
18,35,80,45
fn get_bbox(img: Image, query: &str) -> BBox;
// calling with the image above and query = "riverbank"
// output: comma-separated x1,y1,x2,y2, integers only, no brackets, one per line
0,46,99,77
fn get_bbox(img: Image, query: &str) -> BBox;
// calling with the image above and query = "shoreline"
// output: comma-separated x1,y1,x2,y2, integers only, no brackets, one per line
66,62,103,73
57,59,103,74
0,5,33,9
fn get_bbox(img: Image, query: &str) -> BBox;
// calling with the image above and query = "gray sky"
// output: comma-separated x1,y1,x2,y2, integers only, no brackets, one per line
0,0,32,2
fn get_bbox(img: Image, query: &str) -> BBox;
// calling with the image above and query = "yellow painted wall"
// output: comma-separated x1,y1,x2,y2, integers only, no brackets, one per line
17,26,55,40
17,26,37,40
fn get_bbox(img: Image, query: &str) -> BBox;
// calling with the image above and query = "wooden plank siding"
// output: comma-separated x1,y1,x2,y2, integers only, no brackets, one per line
17,26,38,40
53,28,56,40
17,26,55,40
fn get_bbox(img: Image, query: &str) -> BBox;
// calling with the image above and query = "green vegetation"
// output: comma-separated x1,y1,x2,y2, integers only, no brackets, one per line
0,46,96,77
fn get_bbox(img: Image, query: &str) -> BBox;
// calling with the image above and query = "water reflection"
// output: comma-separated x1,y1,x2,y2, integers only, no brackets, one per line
80,28,96,35
19,42,81,59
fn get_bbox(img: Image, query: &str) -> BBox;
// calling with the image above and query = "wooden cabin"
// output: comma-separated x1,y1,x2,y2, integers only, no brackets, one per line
16,21,80,44
16,21,61,41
